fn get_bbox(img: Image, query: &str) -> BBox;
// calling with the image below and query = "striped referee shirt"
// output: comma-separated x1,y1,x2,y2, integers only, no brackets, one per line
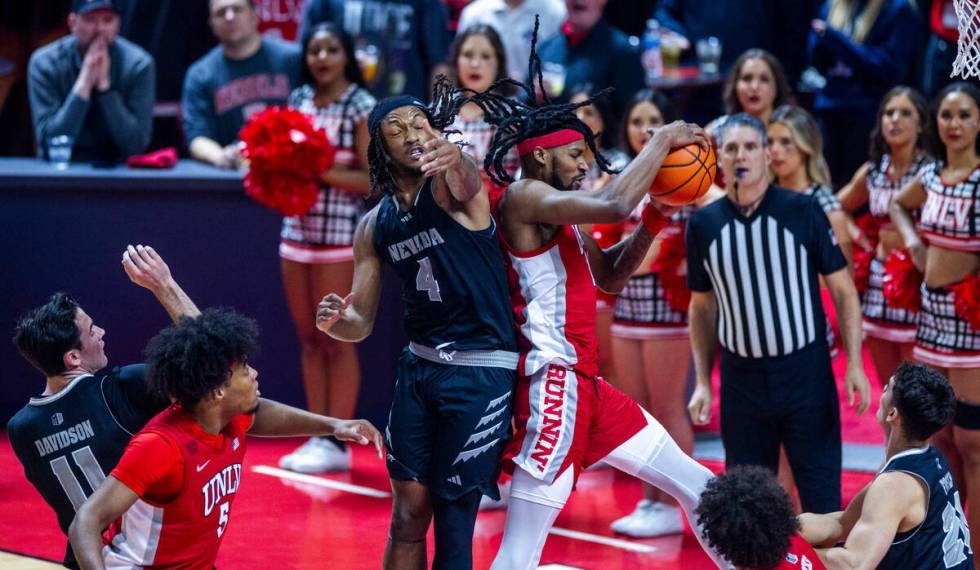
686,186,847,359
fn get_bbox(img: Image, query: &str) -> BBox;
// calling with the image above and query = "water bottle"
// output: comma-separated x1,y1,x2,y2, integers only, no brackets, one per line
642,19,663,85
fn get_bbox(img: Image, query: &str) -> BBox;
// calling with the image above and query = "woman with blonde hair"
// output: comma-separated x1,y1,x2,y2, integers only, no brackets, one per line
807,0,921,186
768,105,852,262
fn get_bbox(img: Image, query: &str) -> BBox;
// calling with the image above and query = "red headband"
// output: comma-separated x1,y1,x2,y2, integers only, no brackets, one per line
516,129,585,157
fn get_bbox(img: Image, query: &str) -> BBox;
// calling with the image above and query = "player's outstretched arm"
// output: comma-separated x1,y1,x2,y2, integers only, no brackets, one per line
316,209,383,342
249,398,383,458
122,244,201,322
69,476,140,570
819,473,920,569
505,122,708,228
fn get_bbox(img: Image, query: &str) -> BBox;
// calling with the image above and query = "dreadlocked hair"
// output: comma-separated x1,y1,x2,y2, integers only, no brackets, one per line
464,16,619,187
367,75,468,196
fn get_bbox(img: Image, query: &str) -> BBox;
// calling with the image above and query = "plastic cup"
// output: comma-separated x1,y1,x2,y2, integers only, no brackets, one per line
48,135,73,170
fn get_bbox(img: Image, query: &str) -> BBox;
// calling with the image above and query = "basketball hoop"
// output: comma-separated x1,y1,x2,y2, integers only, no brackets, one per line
952,0,980,78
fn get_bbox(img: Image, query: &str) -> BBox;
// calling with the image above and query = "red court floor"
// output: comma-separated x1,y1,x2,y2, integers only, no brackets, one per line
0,433,874,569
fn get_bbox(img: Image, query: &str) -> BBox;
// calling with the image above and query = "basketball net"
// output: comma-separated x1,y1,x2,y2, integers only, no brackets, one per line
952,0,980,78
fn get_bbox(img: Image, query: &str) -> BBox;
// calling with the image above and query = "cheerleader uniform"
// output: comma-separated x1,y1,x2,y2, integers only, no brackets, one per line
914,161,980,368
860,154,929,342
279,84,376,263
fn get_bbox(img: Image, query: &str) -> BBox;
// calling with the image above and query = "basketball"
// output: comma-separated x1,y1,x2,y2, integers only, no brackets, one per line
649,144,717,207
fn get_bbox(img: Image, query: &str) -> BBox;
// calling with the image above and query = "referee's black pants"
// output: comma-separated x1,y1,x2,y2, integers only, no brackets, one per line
719,340,842,513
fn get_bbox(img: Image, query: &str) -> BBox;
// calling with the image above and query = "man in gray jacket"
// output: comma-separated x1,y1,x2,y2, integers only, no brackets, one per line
28,0,155,163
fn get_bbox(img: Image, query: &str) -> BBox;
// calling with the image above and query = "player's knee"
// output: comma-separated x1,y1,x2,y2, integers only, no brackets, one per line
390,500,431,541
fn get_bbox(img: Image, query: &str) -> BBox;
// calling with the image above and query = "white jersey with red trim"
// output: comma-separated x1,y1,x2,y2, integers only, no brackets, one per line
499,223,600,378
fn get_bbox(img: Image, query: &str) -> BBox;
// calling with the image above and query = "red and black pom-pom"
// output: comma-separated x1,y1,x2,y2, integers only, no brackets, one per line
651,224,690,313
950,274,980,331
853,249,874,294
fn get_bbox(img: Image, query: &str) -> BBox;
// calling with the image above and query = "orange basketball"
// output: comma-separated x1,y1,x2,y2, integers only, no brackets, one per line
649,144,717,206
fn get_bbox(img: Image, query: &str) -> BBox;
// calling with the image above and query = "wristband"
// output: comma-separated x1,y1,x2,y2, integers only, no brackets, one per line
641,203,669,236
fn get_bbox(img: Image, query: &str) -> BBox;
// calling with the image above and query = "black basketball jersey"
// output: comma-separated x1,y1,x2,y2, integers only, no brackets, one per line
878,445,974,570
6,365,166,567
372,179,516,351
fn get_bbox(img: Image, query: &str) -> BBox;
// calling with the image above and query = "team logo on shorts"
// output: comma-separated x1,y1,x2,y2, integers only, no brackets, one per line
451,391,510,465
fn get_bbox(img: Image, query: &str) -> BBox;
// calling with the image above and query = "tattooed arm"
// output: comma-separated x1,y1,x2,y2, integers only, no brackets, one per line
583,205,671,294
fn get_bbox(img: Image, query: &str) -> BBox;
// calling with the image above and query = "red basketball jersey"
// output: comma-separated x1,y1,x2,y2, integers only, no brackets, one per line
105,407,250,569
498,222,600,378
777,533,826,569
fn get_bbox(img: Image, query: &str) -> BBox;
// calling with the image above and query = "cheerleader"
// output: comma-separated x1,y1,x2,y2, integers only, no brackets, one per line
838,86,932,385
277,23,376,473
891,82,980,552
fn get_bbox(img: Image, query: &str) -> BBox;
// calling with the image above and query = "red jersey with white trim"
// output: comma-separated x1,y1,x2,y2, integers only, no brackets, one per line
776,533,826,569
498,221,600,378
104,406,251,569
918,161,980,252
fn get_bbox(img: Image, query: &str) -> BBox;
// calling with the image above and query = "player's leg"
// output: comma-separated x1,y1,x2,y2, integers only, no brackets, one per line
385,352,438,569
600,409,729,568
949,366,980,555
430,364,514,569
385,480,433,570
490,465,575,570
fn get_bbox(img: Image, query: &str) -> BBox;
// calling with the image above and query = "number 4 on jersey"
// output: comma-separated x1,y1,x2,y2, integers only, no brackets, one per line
416,257,442,302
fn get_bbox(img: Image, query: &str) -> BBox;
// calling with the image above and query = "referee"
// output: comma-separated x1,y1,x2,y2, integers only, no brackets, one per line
685,113,870,513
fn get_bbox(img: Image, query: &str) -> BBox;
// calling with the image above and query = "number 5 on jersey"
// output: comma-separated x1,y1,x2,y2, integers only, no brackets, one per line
416,257,442,302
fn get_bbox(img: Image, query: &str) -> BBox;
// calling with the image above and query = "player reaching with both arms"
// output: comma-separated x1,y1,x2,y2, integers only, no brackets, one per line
466,20,729,569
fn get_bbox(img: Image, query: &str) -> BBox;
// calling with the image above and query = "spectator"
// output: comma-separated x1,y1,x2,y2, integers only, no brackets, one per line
448,24,519,199
27,0,154,163
456,0,566,81
276,22,376,475
299,0,451,100
609,89,724,538
686,114,870,514
182,0,301,169
837,86,932,386
535,0,643,120
921,0,959,97
722,49,794,126
807,0,921,187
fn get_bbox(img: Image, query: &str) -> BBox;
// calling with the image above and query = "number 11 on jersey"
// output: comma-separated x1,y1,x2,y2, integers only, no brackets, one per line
416,257,442,302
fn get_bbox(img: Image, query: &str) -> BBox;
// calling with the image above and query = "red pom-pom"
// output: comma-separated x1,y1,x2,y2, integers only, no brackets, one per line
651,224,690,313
854,213,882,250
882,249,922,312
950,274,980,331
240,106,336,216
853,249,874,294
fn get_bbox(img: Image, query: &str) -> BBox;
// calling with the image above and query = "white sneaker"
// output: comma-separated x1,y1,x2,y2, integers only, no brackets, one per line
479,480,510,511
610,500,683,538
278,437,351,474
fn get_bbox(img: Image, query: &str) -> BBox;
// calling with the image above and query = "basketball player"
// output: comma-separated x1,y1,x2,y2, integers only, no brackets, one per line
68,308,382,569
467,21,729,569
314,78,518,569
7,245,198,569
697,362,973,569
